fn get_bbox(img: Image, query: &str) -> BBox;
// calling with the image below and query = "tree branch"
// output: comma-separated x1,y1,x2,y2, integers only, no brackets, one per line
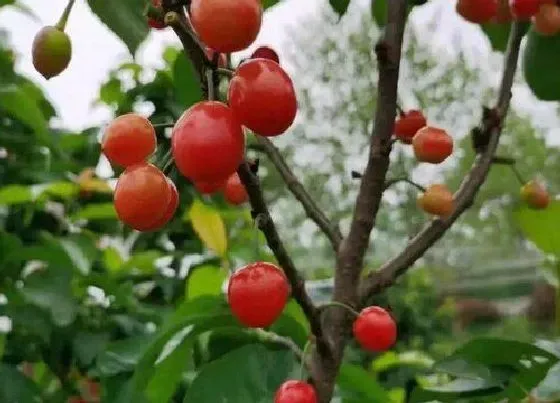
358,22,526,304
253,136,343,251
236,162,327,352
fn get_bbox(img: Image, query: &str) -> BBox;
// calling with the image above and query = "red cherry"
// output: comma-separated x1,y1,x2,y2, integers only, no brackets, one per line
148,0,166,29
190,0,262,53
456,0,498,23
510,0,541,18
412,126,453,164
114,163,171,231
227,262,290,328
352,306,397,352
251,45,280,64
223,173,248,205
171,101,245,183
274,380,318,403
195,179,226,195
101,113,156,168
136,177,179,231
394,110,427,144
205,46,227,68
228,58,297,137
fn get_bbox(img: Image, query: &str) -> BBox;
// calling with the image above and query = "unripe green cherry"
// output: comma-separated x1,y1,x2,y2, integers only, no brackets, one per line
32,26,72,79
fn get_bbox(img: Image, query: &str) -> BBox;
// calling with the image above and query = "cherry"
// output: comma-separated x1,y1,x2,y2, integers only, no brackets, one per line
223,173,249,205
510,0,541,19
533,3,560,36
521,180,550,210
190,0,263,53
205,46,227,68
251,45,280,64
32,26,72,79
227,262,290,328
172,101,245,183
274,380,318,403
136,177,179,231
394,110,427,144
412,126,453,164
195,179,226,195
417,184,454,217
456,0,498,23
102,113,156,168
114,163,171,231
352,306,397,352
148,0,166,29
228,58,297,137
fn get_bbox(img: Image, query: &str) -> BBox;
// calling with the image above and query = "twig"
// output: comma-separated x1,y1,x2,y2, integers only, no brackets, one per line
236,162,327,352
384,177,426,192
358,22,526,304
254,136,343,250
217,68,234,78
254,328,304,361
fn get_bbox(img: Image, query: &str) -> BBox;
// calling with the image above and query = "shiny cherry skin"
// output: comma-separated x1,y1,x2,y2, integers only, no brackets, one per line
510,0,541,18
412,126,453,164
228,58,297,137
148,0,166,29
274,380,318,403
102,113,156,168
195,179,226,195
172,101,245,183
394,110,427,144
136,177,179,231
114,163,171,231
251,45,280,64
456,0,498,23
418,184,454,217
190,0,262,53
521,180,550,210
533,3,560,36
353,306,397,352
223,173,248,205
227,262,290,328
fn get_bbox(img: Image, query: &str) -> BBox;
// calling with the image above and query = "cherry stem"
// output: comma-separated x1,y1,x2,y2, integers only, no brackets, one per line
206,69,215,101
299,340,312,380
56,0,76,31
318,301,360,317
159,149,174,174
152,122,174,128
252,214,264,261
384,177,426,192
396,102,405,117
510,164,526,186
216,68,234,78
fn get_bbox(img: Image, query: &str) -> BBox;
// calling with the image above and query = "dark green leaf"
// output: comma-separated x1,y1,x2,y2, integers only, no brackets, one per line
329,0,350,17
73,332,111,367
481,23,511,52
172,52,203,109
337,364,390,402
372,0,387,26
87,0,150,55
96,335,154,377
183,344,298,403
0,363,42,403
514,201,560,257
262,0,281,9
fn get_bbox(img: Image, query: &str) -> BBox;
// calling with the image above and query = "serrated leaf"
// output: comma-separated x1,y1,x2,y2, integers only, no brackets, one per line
87,0,150,55
329,0,350,17
188,199,228,257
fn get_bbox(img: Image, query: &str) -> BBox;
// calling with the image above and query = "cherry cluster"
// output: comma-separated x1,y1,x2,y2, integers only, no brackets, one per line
456,0,560,36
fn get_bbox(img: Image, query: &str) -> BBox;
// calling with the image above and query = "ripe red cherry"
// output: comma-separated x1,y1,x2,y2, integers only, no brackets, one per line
223,173,248,205
394,110,427,144
114,163,171,231
227,262,290,328
251,45,280,64
353,306,397,352
190,0,262,53
102,114,156,168
228,58,297,137
148,0,166,29
274,380,317,403
172,101,245,183
136,177,179,231
456,0,498,23
195,179,226,195
412,126,453,164
510,0,541,18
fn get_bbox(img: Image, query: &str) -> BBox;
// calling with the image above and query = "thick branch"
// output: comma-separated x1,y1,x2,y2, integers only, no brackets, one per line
236,162,327,351
359,22,525,304
254,136,343,251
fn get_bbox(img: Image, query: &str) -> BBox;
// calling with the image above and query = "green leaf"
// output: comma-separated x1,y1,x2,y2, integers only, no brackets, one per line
73,332,111,367
122,251,162,274
262,0,281,9
172,52,203,109
372,0,388,26
372,350,434,372
183,344,297,403
186,265,227,300
104,247,124,273
41,181,79,199
0,185,32,205
96,335,154,377
337,364,390,402
329,0,350,17
0,85,49,145
514,201,560,256
269,300,310,348
72,203,117,220
481,23,511,52
87,0,150,55
0,363,42,403
188,199,228,257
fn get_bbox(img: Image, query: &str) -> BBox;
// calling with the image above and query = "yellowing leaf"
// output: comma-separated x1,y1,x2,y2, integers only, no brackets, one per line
188,199,227,257
76,168,112,193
